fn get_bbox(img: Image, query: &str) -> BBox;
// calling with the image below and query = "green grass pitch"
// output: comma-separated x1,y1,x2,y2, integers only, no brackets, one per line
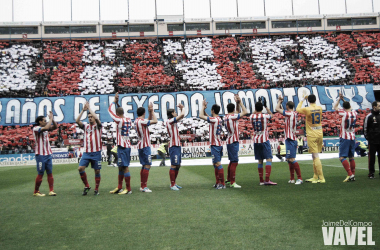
0,157,378,250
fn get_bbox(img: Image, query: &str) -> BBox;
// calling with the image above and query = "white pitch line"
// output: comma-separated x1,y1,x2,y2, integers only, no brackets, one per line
304,163,368,170
129,152,345,167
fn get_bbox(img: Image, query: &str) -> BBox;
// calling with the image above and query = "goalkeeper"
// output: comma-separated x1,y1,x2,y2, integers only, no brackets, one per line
296,94,325,183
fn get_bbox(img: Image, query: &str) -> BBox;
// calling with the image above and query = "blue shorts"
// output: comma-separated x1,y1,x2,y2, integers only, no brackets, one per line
36,155,53,174
227,142,239,162
285,139,297,159
254,141,273,160
79,151,102,170
211,145,223,164
169,146,181,166
339,138,355,158
118,146,131,167
138,147,152,166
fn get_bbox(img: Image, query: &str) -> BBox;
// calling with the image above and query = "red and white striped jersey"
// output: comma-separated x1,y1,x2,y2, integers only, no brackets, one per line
135,118,151,149
249,113,271,143
283,110,298,141
83,123,102,153
223,114,241,144
166,117,181,147
338,109,357,140
207,116,223,146
108,103,132,148
33,126,52,156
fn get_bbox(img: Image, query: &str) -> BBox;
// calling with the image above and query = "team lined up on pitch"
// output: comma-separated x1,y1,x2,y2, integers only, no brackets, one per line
32,92,377,196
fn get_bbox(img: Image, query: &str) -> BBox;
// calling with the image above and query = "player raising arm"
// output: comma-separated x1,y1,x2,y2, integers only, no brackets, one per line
108,93,133,195
76,102,103,195
166,103,185,191
275,96,302,185
251,100,276,185
333,92,356,182
135,103,158,193
223,94,249,188
296,94,325,183
199,100,225,189
32,111,58,197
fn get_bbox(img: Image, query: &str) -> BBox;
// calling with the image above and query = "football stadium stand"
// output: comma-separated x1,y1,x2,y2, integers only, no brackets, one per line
1,32,379,152
0,109,371,154
1,33,380,98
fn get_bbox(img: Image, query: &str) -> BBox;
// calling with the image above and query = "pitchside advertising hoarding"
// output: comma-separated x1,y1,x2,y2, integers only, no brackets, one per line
0,136,368,166
0,156,77,166
0,84,375,126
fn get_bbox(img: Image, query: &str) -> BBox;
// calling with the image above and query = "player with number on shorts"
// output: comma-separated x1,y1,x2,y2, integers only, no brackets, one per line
276,96,303,185
32,111,58,197
199,100,225,189
76,102,103,195
296,94,325,183
135,103,158,193
166,103,185,191
108,93,133,195
223,94,249,188
250,101,277,185
333,92,356,182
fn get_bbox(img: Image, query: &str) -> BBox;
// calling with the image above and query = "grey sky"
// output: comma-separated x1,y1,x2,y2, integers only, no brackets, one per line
0,0,376,22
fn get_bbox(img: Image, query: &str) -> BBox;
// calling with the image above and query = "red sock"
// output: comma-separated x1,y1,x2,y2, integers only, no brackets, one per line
350,159,356,175
341,159,352,176
227,162,231,181
125,176,131,191
214,167,219,184
118,174,123,189
79,171,89,188
34,174,43,193
258,168,264,182
265,165,272,182
288,162,295,180
292,162,302,180
141,169,150,188
175,169,179,180
95,175,101,191
218,168,225,185
140,169,144,188
230,162,238,184
47,173,54,192
144,169,150,187
169,168,176,187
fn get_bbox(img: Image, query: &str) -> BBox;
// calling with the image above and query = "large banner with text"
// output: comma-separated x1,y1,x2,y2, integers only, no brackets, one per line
0,84,375,126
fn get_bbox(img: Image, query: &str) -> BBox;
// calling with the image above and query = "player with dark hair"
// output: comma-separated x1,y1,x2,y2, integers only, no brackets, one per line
296,94,325,183
364,101,380,178
166,103,185,191
250,99,277,185
199,100,225,189
333,92,356,182
135,103,158,192
276,96,303,185
32,111,58,196
76,102,103,195
223,95,249,188
108,93,133,195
